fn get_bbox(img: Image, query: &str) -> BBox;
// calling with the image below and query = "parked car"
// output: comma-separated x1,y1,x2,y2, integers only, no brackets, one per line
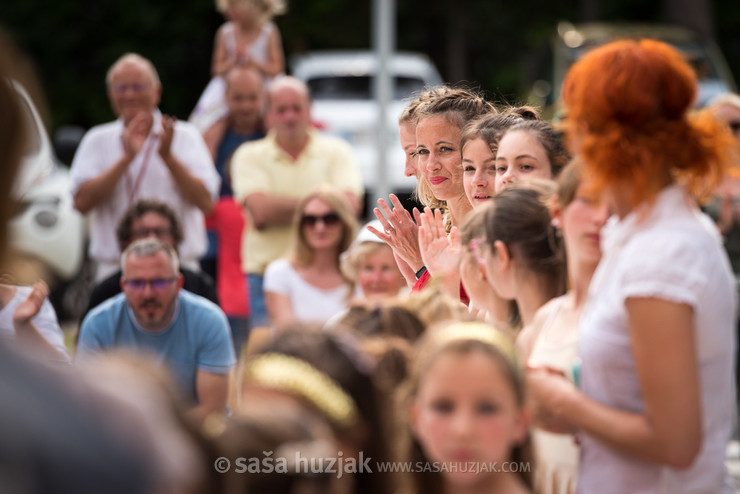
8,80,85,287
290,50,444,209
528,22,737,115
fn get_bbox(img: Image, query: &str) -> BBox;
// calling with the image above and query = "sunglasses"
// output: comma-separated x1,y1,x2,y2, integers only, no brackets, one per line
729,121,740,133
301,212,340,228
123,277,177,291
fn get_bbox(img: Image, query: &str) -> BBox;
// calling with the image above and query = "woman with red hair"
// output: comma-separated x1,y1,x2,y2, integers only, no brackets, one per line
528,39,739,493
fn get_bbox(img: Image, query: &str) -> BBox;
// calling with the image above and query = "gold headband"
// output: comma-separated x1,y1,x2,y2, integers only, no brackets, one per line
431,321,518,365
245,353,360,428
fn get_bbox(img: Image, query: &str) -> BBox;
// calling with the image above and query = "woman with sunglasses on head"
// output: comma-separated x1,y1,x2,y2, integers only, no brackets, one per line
264,186,358,328
528,40,738,494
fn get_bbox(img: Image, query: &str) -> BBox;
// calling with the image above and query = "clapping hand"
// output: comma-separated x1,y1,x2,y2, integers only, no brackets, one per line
122,111,153,158
158,115,175,162
418,207,462,279
367,194,423,272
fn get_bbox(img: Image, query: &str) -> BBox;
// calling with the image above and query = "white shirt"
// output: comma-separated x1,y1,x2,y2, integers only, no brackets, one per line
264,258,352,325
578,185,737,494
70,110,220,265
0,286,69,361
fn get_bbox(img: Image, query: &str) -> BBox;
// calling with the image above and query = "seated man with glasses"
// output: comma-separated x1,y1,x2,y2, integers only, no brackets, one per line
82,200,218,322
70,52,220,282
77,238,236,420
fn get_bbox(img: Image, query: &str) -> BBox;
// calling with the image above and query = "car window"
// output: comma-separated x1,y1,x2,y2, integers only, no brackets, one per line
307,76,427,100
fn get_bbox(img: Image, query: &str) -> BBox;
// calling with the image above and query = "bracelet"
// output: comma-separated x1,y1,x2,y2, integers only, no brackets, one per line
415,266,427,280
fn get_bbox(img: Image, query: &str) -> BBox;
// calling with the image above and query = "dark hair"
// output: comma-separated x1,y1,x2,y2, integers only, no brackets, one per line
501,104,542,121
332,301,426,412
253,328,396,494
216,403,335,494
484,181,566,300
116,199,184,252
459,208,522,330
460,112,528,159
500,120,570,178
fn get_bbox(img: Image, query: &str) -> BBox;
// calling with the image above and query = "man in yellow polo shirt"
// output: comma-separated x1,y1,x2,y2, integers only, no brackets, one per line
231,76,363,327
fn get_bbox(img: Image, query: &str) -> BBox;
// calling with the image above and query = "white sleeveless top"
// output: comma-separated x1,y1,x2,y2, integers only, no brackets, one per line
528,296,579,494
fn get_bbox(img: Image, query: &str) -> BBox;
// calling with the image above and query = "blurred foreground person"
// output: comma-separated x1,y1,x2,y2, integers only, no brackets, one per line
528,39,738,493
0,280,69,362
0,28,167,494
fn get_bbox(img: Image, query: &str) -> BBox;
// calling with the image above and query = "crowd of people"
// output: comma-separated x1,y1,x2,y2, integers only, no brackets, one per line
1,5,740,493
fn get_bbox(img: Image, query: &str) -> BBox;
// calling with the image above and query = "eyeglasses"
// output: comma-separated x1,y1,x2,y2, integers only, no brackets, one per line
131,227,173,239
122,277,177,291
469,236,488,265
111,82,152,94
729,121,740,133
301,212,340,228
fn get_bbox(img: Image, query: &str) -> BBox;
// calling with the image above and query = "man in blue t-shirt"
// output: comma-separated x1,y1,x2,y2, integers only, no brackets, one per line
77,238,236,419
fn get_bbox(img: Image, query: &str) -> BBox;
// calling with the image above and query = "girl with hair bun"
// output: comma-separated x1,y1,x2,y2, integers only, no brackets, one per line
528,39,738,494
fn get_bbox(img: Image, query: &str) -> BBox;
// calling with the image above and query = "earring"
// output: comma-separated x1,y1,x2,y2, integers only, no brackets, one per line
551,218,561,228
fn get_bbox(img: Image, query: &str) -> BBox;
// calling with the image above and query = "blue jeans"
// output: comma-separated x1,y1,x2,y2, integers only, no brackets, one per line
247,273,270,327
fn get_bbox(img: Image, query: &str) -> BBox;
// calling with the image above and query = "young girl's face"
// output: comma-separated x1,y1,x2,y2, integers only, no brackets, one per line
416,115,464,202
494,130,552,192
558,184,609,267
462,137,497,207
411,349,527,486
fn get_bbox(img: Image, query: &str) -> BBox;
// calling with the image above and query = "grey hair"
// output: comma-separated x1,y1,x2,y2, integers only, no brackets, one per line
106,53,162,88
121,238,179,275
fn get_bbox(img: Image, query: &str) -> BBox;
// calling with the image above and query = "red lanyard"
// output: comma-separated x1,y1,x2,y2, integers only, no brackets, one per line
125,133,158,205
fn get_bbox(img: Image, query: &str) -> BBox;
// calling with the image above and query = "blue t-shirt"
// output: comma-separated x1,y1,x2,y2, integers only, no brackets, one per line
77,291,236,405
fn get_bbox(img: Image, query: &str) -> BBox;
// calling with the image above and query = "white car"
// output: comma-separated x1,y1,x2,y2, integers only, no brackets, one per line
291,51,443,204
8,81,85,282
